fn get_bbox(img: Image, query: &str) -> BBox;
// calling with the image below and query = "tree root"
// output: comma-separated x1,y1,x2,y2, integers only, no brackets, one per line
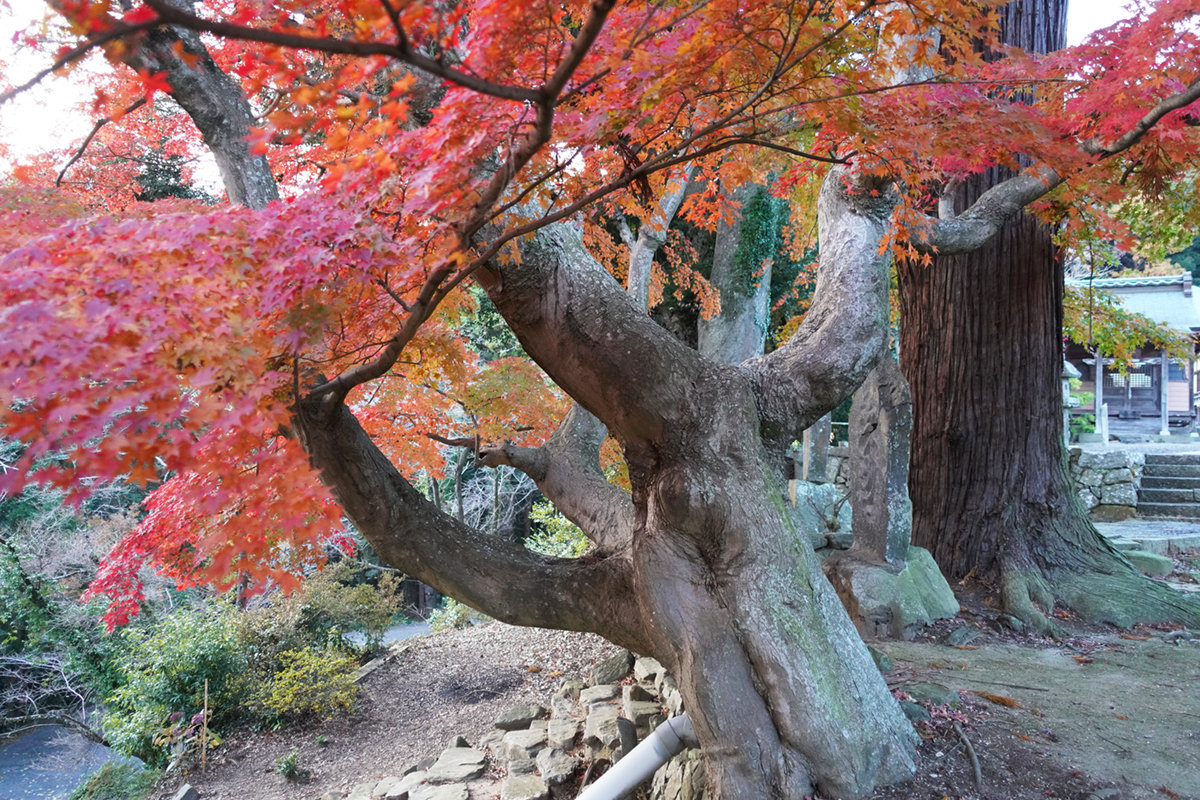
953,723,982,789
1000,562,1200,634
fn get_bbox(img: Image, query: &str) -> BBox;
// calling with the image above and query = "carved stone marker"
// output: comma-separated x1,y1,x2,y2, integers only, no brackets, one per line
824,357,959,638
848,357,912,566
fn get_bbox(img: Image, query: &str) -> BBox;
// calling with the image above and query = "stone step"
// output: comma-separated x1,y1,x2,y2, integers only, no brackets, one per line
1144,453,1200,466
1143,463,1200,479
1140,487,1200,504
1134,502,1200,519
1141,475,1200,490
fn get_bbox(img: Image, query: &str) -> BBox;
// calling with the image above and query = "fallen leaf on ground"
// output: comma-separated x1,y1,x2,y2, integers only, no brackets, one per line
1013,732,1034,741
1120,634,1150,641
954,645,979,650
977,692,1020,708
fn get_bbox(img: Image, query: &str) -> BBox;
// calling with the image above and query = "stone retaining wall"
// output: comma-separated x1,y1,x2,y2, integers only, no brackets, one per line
1067,447,1144,522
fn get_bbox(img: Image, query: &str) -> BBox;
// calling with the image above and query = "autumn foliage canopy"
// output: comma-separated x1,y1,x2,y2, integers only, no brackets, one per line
2,0,1199,626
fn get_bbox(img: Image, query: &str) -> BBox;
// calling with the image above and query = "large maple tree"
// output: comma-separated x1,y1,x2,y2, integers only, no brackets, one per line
3,1,1200,796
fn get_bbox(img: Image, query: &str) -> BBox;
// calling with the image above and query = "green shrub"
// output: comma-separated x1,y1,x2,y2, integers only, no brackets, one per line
428,598,489,632
67,761,160,800
102,603,248,765
274,748,311,783
254,647,360,720
526,501,590,558
297,562,404,652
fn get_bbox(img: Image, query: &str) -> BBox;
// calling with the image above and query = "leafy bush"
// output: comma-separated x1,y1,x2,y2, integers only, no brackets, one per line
254,647,360,720
526,501,590,558
102,603,248,764
428,598,489,632
67,761,160,800
275,748,311,783
297,562,404,652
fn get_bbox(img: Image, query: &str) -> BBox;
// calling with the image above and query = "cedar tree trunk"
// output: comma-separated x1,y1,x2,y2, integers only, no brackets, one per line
900,0,1200,633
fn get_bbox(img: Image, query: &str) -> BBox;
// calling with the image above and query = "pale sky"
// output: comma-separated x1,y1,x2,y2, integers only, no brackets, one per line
0,0,1153,174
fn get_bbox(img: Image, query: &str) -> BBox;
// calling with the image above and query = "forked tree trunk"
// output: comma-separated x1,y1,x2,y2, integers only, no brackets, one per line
900,0,1199,633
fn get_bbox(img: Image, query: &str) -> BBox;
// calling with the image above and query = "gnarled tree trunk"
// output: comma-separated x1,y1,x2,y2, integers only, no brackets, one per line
900,0,1200,633
298,167,918,799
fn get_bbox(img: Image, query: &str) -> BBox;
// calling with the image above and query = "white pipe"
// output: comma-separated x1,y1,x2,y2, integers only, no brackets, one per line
576,714,699,800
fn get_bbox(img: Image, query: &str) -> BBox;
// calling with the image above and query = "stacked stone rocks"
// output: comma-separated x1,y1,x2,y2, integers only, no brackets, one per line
1068,448,1144,521
332,649,701,800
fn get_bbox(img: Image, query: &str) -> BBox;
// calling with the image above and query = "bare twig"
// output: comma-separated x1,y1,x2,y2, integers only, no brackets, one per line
57,97,148,186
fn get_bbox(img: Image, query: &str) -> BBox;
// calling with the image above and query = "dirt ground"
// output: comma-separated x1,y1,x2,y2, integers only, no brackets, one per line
153,584,1200,800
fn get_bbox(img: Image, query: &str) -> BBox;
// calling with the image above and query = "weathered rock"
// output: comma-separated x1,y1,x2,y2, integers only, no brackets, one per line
384,771,428,800
1078,468,1103,488
1091,504,1137,522
1078,488,1100,510
824,529,854,550
787,480,852,550
623,683,656,703
905,683,959,706
347,781,375,800
405,756,437,775
590,650,634,686
650,747,706,800
536,747,579,785
502,728,547,761
549,696,576,719
1124,550,1175,577
546,718,580,749
171,787,200,800
508,758,536,775
501,775,550,800
945,626,981,647
496,704,548,731
633,656,663,683
410,786,469,800
425,748,487,784
579,684,619,705
373,776,403,798
899,701,930,723
824,546,959,639
624,698,665,729
446,735,469,749
322,794,340,800
848,356,913,566
1079,450,1131,470
478,729,505,756
583,704,622,748
866,645,893,672
553,679,584,700
1100,483,1138,506
1102,468,1134,485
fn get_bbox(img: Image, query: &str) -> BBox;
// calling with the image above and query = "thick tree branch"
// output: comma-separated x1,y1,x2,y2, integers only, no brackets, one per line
296,398,645,651
746,166,896,444
143,0,541,103
920,76,1200,255
477,405,635,552
476,221,704,454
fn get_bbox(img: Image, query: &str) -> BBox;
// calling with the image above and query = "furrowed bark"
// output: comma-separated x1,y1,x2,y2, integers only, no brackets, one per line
901,0,1200,633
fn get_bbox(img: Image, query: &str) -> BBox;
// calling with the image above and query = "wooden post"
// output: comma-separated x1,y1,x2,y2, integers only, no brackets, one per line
1094,348,1107,443
202,678,209,772
1161,350,1171,437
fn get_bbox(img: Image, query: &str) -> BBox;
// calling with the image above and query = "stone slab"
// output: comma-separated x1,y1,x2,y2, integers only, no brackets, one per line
425,748,486,784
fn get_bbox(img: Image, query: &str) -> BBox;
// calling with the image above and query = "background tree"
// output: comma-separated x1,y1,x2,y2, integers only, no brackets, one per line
898,0,1200,633
4,1,1200,797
